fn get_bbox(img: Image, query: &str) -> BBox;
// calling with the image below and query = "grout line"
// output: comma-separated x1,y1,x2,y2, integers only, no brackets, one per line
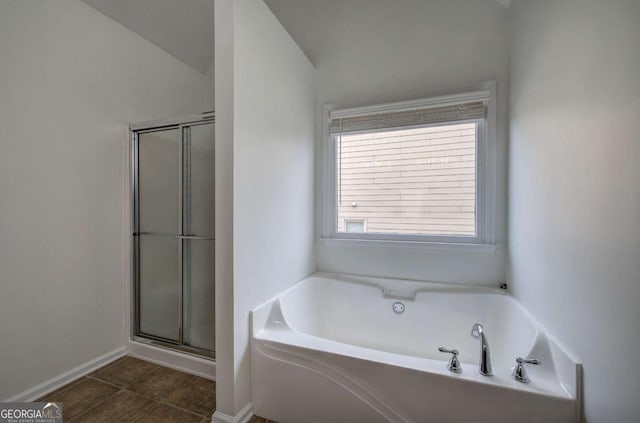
66,387,124,423
150,376,213,418
131,402,162,423
118,370,200,415
35,377,86,402
50,358,217,422
152,399,208,419
84,375,127,390
68,389,157,423
162,372,196,394
124,393,159,423
156,397,208,418
86,359,162,390
124,364,164,390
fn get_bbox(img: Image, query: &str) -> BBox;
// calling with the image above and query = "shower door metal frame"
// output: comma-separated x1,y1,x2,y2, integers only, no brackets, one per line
130,112,215,360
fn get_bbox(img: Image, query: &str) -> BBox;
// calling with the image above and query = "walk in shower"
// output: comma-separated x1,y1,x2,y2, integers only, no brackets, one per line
131,113,215,359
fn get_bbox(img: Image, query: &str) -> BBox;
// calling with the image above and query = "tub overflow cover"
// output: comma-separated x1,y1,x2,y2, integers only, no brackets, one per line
393,302,405,314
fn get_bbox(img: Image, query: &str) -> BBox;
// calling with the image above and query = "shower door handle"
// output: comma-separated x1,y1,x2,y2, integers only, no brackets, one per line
174,235,215,240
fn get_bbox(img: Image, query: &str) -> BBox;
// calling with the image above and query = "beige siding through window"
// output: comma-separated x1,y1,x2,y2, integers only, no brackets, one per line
336,122,476,235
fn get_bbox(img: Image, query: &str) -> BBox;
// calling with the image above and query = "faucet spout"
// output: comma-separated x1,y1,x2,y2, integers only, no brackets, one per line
470,323,492,376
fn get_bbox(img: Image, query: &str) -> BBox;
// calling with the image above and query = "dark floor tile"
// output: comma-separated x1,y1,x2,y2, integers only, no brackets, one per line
40,377,119,421
248,416,268,423
71,390,154,423
36,377,85,401
165,376,215,416
134,403,203,423
89,356,159,388
129,366,193,400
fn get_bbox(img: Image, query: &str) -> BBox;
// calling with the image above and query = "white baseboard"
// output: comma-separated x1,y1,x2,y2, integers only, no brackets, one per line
126,340,216,381
212,403,253,423
4,347,127,402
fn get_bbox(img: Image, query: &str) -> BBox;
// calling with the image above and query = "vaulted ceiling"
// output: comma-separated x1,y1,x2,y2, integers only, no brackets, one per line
80,0,214,73
264,0,509,66
80,0,509,73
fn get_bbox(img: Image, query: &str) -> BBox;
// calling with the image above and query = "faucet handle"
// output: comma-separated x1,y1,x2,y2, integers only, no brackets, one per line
438,347,462,373
470,323,483,338
512,357,541,383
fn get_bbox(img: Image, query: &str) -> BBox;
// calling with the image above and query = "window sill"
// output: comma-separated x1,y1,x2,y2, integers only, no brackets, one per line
320,237,498,253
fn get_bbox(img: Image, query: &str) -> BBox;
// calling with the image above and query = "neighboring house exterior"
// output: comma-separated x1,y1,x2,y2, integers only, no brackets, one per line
336,122,476,236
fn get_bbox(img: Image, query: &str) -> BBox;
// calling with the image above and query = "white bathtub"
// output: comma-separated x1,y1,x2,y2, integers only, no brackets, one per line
251,273,582,423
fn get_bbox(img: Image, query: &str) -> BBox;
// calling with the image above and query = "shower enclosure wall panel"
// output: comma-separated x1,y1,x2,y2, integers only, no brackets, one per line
182,123,215,352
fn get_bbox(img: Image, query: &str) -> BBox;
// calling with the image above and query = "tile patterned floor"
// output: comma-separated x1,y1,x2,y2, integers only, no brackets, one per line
37,356,277,423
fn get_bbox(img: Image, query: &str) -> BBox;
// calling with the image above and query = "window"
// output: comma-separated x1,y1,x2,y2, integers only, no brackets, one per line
343,219,366,233
323,84,496,247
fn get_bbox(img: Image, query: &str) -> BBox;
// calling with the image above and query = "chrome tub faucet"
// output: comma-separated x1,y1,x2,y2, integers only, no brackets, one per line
471,323,492,376
512,357,541,383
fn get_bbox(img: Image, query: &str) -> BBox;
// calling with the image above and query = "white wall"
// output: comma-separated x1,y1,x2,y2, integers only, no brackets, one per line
214,0,316,416
213,0,236,414
508,1,640,421
204,60,215,111
0,0,209,400
267,0,510,285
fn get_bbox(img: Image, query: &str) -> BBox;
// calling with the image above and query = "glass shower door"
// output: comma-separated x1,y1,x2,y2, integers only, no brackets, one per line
138,128,181,342
133,118,215,358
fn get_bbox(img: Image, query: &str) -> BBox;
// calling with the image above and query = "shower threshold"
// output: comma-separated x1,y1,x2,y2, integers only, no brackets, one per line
133,334,215,360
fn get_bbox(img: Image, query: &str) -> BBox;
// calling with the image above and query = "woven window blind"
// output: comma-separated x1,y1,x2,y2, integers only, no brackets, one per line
329,100,486,134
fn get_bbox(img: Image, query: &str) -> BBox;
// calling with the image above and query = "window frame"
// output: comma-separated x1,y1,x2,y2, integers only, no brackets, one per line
321,82,497,251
